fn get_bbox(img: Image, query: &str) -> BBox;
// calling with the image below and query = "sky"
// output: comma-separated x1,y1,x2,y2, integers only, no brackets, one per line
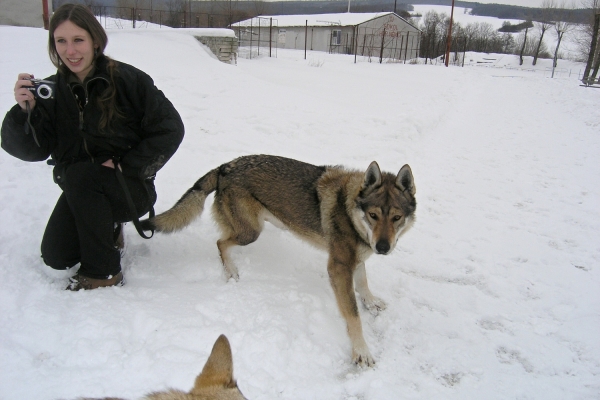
0,16,599,400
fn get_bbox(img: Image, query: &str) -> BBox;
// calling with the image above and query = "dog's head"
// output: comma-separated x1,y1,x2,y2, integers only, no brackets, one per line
353,162,416,255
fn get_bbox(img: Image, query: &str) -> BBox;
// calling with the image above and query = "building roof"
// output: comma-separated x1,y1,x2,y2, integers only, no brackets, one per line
236,12,403,28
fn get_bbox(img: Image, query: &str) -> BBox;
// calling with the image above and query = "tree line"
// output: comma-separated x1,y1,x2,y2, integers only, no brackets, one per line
417,0,600,68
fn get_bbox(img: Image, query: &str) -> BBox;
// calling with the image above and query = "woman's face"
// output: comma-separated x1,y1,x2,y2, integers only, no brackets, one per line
53,20,97,82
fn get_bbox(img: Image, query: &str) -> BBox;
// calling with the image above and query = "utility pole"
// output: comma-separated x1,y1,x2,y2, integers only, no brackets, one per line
444,0,455,67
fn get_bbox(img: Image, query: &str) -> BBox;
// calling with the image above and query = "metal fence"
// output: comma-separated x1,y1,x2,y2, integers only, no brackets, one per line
234,17,421,63
90,6,232,29
233,17,280,59
353,28,420,63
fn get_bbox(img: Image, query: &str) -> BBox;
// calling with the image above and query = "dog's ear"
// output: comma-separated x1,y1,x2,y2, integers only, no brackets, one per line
191,334,237,393
396,164,415,195
362,161,382,190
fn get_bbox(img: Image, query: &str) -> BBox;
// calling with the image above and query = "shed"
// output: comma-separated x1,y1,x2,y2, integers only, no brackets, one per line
235,12,421,61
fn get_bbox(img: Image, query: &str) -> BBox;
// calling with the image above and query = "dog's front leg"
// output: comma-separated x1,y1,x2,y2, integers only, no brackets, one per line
354,262,387,316
328,256,375,367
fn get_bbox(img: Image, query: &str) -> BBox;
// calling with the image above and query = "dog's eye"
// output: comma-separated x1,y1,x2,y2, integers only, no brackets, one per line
393,215,402,221
369,212,378,220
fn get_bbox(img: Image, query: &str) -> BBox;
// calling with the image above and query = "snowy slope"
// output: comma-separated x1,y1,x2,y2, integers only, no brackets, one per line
0,25,599,400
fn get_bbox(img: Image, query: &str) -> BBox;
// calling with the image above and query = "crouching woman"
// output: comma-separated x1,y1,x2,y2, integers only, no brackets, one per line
1,4,184,290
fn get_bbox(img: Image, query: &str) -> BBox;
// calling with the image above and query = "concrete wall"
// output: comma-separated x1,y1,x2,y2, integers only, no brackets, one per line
194,35,239,65
0,0,53,28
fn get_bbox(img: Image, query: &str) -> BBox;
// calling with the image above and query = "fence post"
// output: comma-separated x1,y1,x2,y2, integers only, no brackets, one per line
462,37,467,67
379,28,386,63
305,20,308,59
270,18,273,58
354,26,357,63
403,32,409,63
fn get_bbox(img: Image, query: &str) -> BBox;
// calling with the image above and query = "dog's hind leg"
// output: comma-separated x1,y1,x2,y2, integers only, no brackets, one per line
214,190,264,281
354,262,387,316
217,237,242,281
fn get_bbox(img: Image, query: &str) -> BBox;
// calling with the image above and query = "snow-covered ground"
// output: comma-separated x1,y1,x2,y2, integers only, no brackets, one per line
0,22,598,400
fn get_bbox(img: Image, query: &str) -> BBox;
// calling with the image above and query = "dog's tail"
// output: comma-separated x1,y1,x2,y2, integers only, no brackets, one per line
141,168,219,233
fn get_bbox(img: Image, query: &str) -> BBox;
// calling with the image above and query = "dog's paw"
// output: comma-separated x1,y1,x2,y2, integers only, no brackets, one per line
360,295,387,316
223,265,240,282
352,347,376,368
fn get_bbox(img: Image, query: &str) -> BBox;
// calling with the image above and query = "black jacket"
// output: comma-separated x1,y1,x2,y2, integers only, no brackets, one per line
1,55,184,180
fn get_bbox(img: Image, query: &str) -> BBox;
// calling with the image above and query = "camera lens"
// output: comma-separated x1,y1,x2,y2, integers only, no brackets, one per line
37,84,52,100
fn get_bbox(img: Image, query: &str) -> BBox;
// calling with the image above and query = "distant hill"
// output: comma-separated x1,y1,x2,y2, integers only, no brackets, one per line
53,0,592,24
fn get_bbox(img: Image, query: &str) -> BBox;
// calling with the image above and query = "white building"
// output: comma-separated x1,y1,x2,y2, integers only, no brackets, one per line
235,12,421,61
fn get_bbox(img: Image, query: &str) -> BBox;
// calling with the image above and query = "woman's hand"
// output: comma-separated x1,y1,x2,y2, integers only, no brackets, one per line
101,159,122,171
14,73,36,111
102,159,115,169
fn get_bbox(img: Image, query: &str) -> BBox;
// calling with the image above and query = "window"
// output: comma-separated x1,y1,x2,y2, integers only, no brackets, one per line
332,29,341,45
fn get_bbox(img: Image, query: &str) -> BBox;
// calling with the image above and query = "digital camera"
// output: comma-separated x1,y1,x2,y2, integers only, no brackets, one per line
27,79,55,100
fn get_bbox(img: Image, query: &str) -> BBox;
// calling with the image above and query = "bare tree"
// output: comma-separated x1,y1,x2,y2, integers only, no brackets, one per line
252,1,267,17
419,10,444,62
577,0,600,81
519,27,530,65
533,0,556,65
165,0,186,27
551,1,577,69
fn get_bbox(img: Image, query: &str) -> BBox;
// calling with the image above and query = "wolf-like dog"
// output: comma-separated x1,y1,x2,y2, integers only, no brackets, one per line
79,334,247,400
142,155,416,366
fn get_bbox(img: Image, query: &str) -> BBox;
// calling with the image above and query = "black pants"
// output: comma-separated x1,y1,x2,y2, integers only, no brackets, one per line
41,162,156,279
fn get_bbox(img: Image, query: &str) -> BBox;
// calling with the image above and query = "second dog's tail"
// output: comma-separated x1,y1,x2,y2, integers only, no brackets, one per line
141,168,219,233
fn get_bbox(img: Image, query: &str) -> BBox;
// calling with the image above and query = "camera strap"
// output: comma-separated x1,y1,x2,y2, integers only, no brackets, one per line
113,158,155,240
24,101,41,147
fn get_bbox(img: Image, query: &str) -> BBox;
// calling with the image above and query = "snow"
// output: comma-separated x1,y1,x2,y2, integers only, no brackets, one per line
411,5,524,29
1,22,599,400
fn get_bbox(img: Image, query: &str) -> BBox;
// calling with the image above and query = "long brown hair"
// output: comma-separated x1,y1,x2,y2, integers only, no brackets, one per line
48,4,121,131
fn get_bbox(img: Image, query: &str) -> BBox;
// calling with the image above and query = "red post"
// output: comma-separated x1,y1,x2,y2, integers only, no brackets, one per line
42,0,50,30
444,0,455,67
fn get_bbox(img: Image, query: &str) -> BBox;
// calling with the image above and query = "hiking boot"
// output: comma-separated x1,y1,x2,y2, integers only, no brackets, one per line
114,222,125,258
66,272,124,291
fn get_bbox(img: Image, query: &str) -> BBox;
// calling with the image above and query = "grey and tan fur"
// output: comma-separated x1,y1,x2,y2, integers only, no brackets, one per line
142,155,416,367
78,334,246,400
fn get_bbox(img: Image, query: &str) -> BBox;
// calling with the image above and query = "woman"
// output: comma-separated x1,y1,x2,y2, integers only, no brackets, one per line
1,4,185,290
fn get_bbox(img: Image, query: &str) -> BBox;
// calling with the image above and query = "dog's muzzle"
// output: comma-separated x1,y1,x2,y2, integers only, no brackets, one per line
375,240,390,254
